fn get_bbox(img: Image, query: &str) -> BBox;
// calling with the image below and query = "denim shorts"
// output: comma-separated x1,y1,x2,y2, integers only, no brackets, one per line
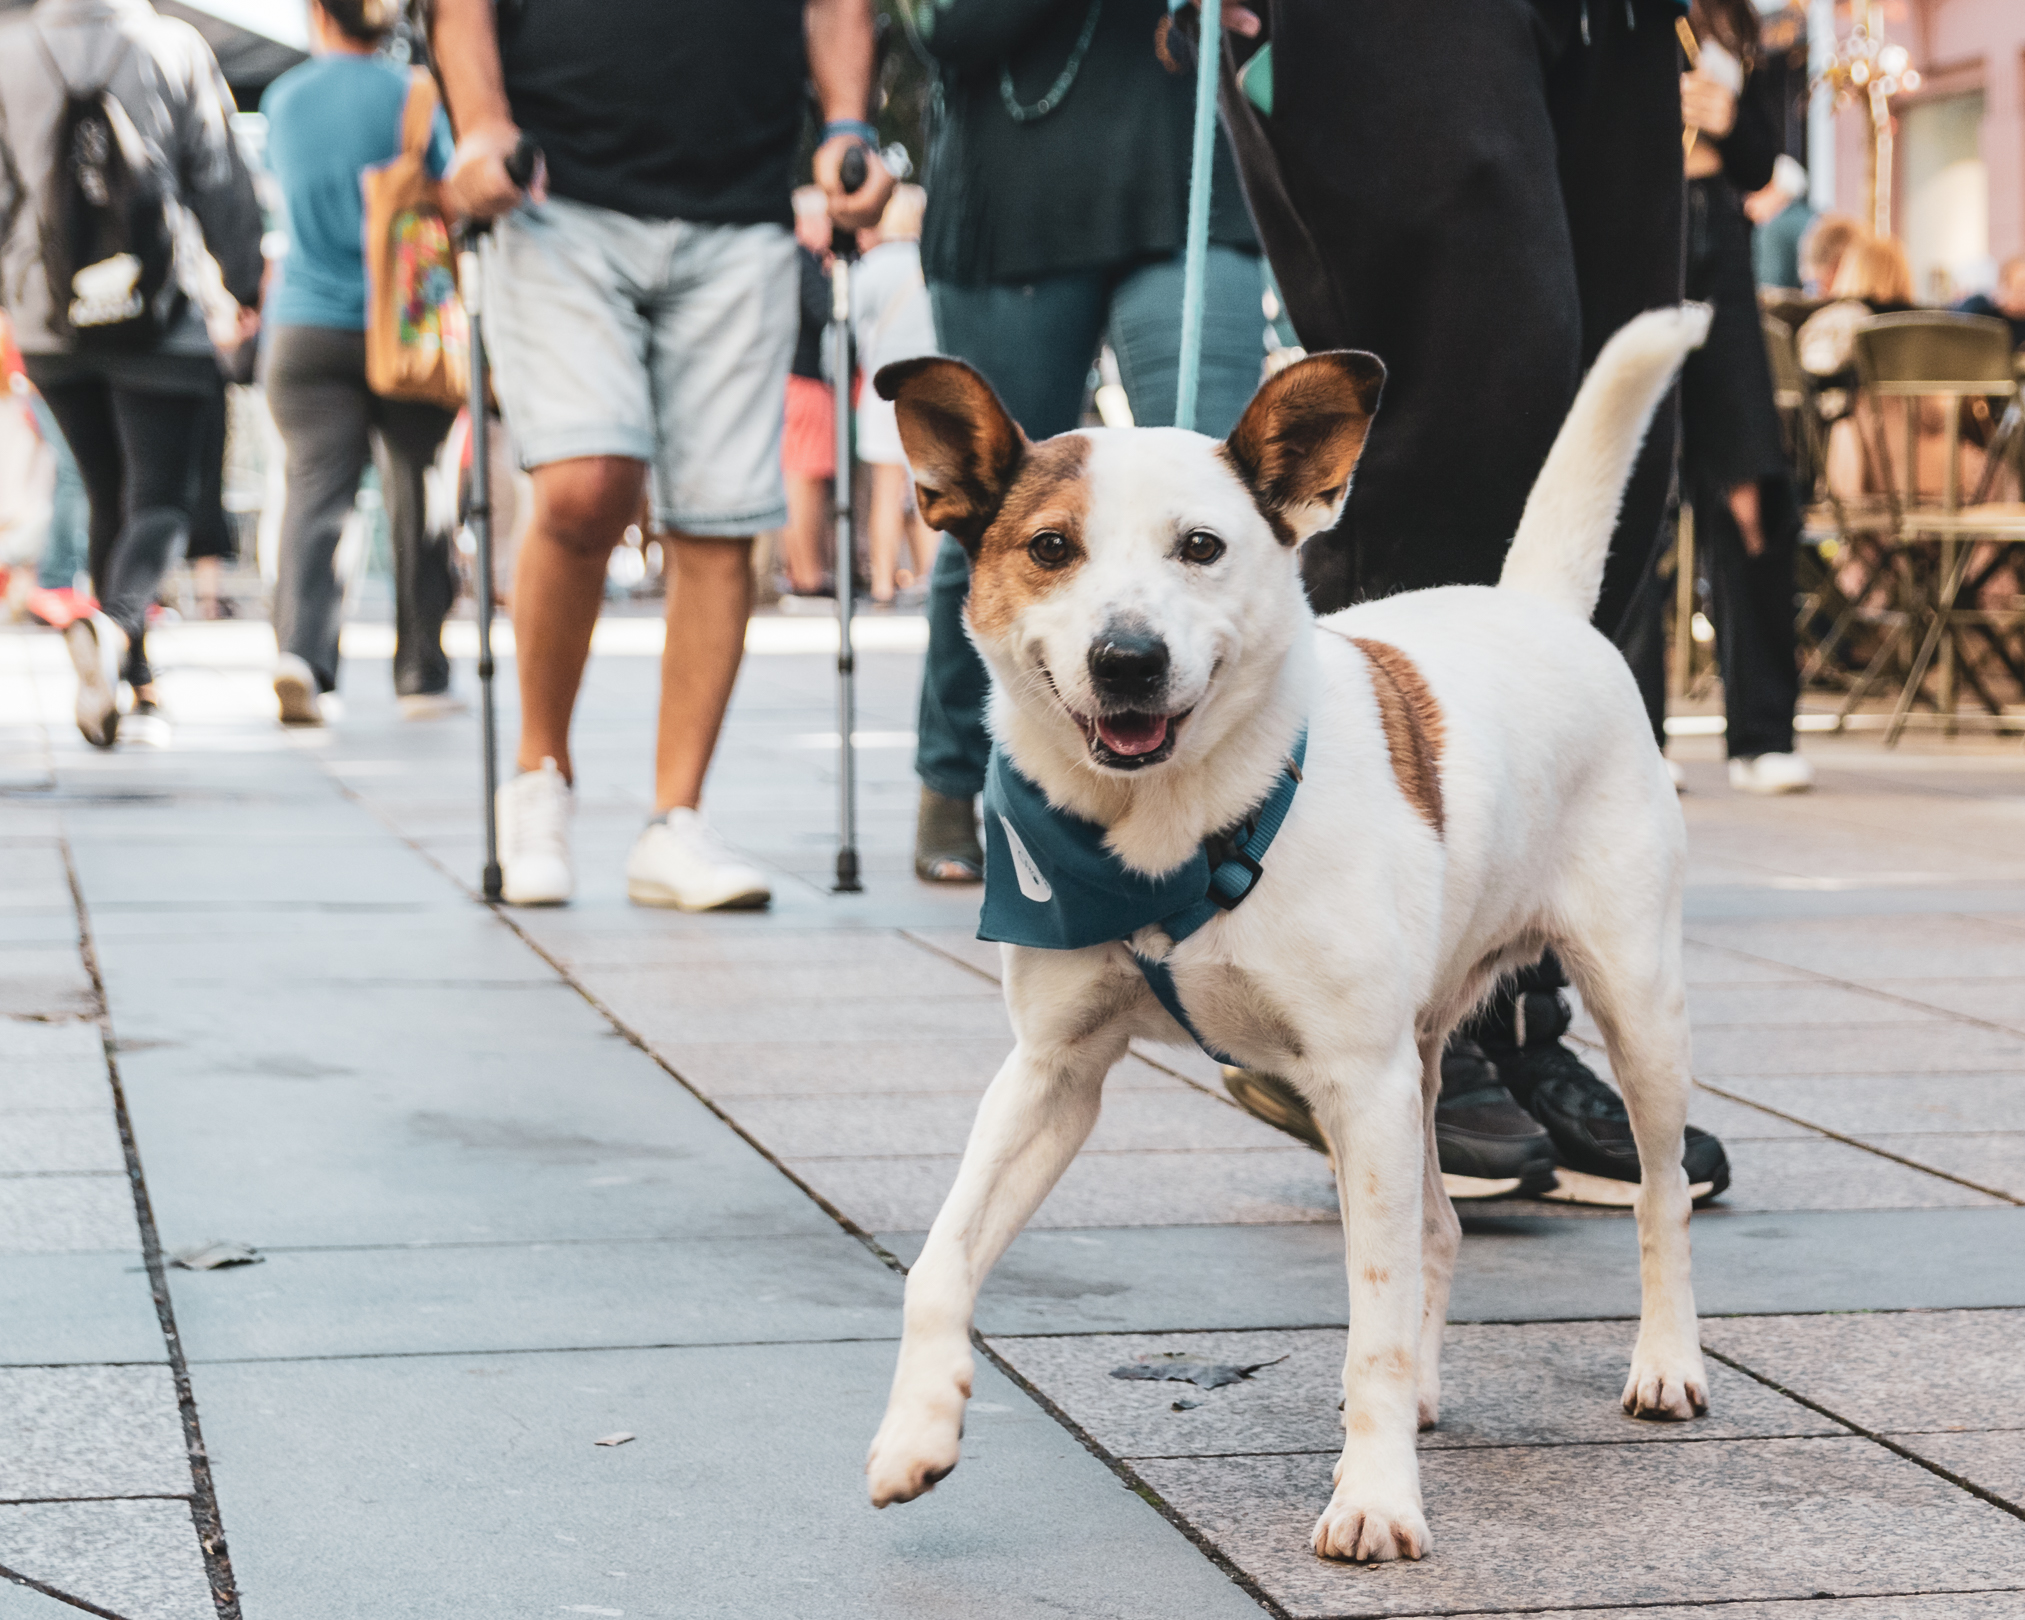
482,195,798,536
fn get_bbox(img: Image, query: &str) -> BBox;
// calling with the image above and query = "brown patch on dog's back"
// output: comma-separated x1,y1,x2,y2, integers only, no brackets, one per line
1351,638,1446,837
966,435,1091,643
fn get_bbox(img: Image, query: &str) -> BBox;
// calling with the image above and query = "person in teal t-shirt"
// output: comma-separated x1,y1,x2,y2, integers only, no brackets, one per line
259,0,461,725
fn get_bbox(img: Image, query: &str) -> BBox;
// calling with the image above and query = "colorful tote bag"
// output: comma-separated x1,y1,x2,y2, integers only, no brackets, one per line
362,72,467,410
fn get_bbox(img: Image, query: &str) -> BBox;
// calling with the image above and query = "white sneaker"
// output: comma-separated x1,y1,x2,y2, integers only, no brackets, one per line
64,613,124,748
397,690,467,721
122,702,171,750
1728,752,1815,795
497,758,573,905
274,654,323,726
626,808,771,912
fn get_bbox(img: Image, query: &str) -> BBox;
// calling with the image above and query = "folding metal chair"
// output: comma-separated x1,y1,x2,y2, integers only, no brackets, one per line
1847,312,2025,742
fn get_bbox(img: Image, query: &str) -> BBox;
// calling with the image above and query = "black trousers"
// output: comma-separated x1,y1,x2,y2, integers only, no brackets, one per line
28,371,207,689
1221,0,1686,738
265,326,457,696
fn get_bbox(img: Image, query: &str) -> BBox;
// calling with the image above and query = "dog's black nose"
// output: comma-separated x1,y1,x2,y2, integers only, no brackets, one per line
1089,627,1169,701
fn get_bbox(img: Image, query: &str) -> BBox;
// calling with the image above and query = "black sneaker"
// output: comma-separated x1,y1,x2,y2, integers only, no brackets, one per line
1434,1036,1558,1199
1474,988,1730,1206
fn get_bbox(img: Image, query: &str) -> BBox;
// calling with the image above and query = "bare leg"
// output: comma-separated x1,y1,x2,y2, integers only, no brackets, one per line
512,456,645,782
780,472,829,593
1415,1034,1460,1430
652,534,754,814
869,463,911,602
1563,917,1708,1421
1311,1035,1433,1562
868,950,1132,1507
1726,480,1764,558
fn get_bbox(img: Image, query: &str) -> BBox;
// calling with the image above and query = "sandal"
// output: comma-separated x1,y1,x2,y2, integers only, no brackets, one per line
915,787,984,883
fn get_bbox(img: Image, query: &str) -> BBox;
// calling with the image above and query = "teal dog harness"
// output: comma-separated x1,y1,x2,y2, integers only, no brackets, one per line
977,732,1308,1063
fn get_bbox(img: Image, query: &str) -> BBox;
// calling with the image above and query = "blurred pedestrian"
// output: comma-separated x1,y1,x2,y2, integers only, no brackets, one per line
1746,155,1812,292
1799,213,1865,299
1208,0,1732,1204
906,0,1269,882
434,0,893,909
780,185,838,597
1678,0,1811,795
260,0,462,727
0,312,92,621
1955,255,2025,352
0,0,263,749
851,183,938,604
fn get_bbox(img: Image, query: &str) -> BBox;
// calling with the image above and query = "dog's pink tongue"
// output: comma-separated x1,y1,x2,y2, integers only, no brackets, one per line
1094,711,1170,756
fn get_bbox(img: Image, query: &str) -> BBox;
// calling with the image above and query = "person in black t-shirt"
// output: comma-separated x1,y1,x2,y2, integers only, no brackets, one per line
433,0,893,910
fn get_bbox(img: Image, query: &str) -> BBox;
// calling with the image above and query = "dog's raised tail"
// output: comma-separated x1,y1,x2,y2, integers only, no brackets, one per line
1498,304,1711,618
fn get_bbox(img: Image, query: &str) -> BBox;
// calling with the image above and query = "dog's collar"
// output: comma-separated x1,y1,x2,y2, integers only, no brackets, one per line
978,732,1308,1061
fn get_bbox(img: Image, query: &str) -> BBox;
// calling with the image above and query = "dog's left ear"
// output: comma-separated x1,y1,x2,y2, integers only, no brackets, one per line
1221,351,1386,544
875,357,1028,553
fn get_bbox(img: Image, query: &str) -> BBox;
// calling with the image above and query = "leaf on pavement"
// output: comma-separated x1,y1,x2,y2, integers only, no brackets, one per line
170,1241,263,1271
593,1432,635,1447
1111,1352,1287,1390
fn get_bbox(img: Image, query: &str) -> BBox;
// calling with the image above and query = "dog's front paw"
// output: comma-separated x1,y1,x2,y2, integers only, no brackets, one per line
866,1394,965,1507
1621,1343,1710,1422
1312,1480,1430,1563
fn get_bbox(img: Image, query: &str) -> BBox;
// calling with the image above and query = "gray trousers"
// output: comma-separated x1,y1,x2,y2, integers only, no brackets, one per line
265,326,457,695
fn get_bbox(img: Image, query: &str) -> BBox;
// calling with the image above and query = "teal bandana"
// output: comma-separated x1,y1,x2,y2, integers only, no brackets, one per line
978,732,1308,1062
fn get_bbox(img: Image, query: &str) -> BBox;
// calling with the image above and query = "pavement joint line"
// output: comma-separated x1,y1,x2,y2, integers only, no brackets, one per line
1308,1585,2025,1620
180,1334,903,1366
0,1495,193,1506
968,1331,1296,1620
314,768,914,1280
1701,1343,2025,1527
1692,1078,2025,1205
1106,1433,1872,1462
1679,929,2025,1042
58,837,241,1620
0,1564,131,1620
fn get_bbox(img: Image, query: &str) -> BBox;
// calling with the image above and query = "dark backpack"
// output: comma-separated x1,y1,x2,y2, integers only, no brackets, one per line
37,30,182,350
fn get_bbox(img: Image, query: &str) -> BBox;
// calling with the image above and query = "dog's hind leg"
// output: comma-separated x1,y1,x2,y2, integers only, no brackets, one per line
1559,909,1708,1422
1414,1033,1460,1430
1310,1031,1433,1562
867,950,1135,1508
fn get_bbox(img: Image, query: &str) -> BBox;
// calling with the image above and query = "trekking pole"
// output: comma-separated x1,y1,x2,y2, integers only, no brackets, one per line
829,143,869,894
455,136,540,903
1173,0,1221,432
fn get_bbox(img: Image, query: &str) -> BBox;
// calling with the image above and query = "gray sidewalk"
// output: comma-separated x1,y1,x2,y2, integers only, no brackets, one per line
5,615,2025,1618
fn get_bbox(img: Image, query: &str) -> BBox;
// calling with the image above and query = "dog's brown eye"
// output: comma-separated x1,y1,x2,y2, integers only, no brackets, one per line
1180,530,1226,565
1029,530,1072,568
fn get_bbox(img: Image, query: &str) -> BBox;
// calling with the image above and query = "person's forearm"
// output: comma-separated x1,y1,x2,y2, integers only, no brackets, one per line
806,0,877,125
431,0,514,137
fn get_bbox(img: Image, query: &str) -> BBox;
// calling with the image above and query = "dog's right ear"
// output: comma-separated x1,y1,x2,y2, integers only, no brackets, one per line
875,358,1028,553
1221,350,1386,545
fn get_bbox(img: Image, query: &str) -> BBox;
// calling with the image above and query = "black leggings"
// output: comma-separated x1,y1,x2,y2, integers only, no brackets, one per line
30,374,206,689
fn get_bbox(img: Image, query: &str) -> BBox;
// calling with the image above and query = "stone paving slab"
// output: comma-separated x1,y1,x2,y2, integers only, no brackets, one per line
170,1233,903,1362
732,1084,1299,1159
194,1340,1267,1620
1135,1437,2025,1618
1712,1136,2007,1209
0,1253,165,1367
1683,916,2025,981
806,1145,1340,1232
1871,979,2025,1033
1703,1310,2025,1436
0,1572,118,1619
0,1113,126,1175
888,1209,2025,1337
0,1178,139,1255
1709,1073,2025,1137
0,1499,213,1620
0,1365,188,1500
1692,1022,2025,1078
990,1321,1834,1459
1861,1133,2025,1197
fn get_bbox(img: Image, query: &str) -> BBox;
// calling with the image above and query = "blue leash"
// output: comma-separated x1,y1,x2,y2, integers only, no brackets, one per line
1172,0,1220,432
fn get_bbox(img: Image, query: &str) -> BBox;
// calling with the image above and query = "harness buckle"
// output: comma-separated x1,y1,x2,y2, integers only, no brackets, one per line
1204,840,1265,910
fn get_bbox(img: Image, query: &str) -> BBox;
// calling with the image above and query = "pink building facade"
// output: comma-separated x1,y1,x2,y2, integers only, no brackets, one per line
1821,0,2025,297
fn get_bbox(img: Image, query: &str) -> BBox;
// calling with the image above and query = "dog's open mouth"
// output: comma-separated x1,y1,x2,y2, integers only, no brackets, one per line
1074,707,1190,769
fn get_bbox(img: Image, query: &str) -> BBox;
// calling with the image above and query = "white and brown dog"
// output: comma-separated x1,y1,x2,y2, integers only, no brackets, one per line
864,307,1714,1561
